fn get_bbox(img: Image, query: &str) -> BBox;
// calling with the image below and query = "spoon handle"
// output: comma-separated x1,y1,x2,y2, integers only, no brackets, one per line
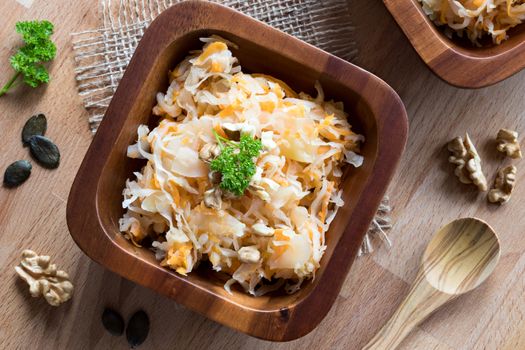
362,269,454,350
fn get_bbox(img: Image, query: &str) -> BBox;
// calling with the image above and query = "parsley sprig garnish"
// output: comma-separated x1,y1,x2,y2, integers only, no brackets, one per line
0,20,57,97
210,131,262,196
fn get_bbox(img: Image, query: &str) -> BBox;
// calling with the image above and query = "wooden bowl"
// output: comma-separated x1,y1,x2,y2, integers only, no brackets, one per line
67,1,408,341
384,0,525,88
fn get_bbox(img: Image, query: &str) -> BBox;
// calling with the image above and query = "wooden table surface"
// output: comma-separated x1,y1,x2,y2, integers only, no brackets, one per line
1,1,524,349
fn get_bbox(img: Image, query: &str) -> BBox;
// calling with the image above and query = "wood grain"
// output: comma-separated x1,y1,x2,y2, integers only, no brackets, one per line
1,0,525,349
363,218,500,349
383,0,525,88
66,1,407,341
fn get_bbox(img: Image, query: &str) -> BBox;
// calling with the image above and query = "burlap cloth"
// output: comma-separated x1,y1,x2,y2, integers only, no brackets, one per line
71,0,392,255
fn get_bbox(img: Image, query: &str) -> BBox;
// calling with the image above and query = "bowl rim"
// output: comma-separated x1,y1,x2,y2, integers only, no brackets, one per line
67,0,408,341
384,0,525,88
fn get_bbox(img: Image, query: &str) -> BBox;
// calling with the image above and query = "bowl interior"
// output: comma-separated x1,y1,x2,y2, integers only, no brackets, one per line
95,29,379,311
411,0,525,56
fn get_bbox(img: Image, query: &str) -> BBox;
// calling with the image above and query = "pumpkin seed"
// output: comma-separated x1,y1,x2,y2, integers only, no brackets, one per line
22,114,47,145
126,310,149,348
3,160,32,187
101,308,125,336
28,135,60,169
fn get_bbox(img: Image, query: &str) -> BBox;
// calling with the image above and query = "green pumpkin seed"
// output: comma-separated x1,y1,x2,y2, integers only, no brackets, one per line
29,135,60,169
101,308,125,336
22,114,47,145
3,160,32,187
126,310,149,348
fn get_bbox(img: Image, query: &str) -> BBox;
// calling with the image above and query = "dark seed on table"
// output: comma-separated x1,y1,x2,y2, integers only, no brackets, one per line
101,308,125,336
126,310,150,348
3,160,31,188
28,135,60,169
22,114,47,145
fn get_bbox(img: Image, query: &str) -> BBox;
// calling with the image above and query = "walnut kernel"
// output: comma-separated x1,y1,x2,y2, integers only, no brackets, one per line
14,250,73,306
488,165,517,204
496,129,522,159
448,134,487,191
203,187,222,209
199,143,221,163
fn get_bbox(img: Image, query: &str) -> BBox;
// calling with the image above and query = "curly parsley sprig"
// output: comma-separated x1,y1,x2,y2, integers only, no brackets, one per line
0,20,57,97
210,131,262,196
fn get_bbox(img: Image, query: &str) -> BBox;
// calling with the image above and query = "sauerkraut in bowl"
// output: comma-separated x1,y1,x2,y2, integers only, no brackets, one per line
119,36,364,296
419,0,525,45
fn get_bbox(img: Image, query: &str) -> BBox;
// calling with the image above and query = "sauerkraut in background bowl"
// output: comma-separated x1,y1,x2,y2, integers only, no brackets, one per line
119,37,365,296
418,0,525,45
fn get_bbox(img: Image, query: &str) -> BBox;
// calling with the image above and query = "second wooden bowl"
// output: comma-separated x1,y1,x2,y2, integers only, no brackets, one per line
384,0,525,88
67,1,408,341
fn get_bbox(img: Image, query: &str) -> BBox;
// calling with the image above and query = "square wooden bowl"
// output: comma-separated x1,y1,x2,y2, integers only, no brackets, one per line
67,1,407,341
384,0,525,88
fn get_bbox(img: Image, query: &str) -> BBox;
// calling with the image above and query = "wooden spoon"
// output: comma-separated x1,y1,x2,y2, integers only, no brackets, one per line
363,218,500,350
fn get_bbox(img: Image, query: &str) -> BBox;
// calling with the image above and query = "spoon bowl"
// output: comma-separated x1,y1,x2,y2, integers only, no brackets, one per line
423,218,500,295
363,218,500,350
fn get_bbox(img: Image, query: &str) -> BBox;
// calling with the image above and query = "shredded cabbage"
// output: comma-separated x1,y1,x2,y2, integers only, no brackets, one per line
119,36,364,296
419,0,525,44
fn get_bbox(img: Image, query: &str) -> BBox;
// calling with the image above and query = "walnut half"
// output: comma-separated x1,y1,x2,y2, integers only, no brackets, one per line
448,134,488,191
488,165,517,204
496,129,522,159
14,250,74,306
203,187,222,210
199,143,221,163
